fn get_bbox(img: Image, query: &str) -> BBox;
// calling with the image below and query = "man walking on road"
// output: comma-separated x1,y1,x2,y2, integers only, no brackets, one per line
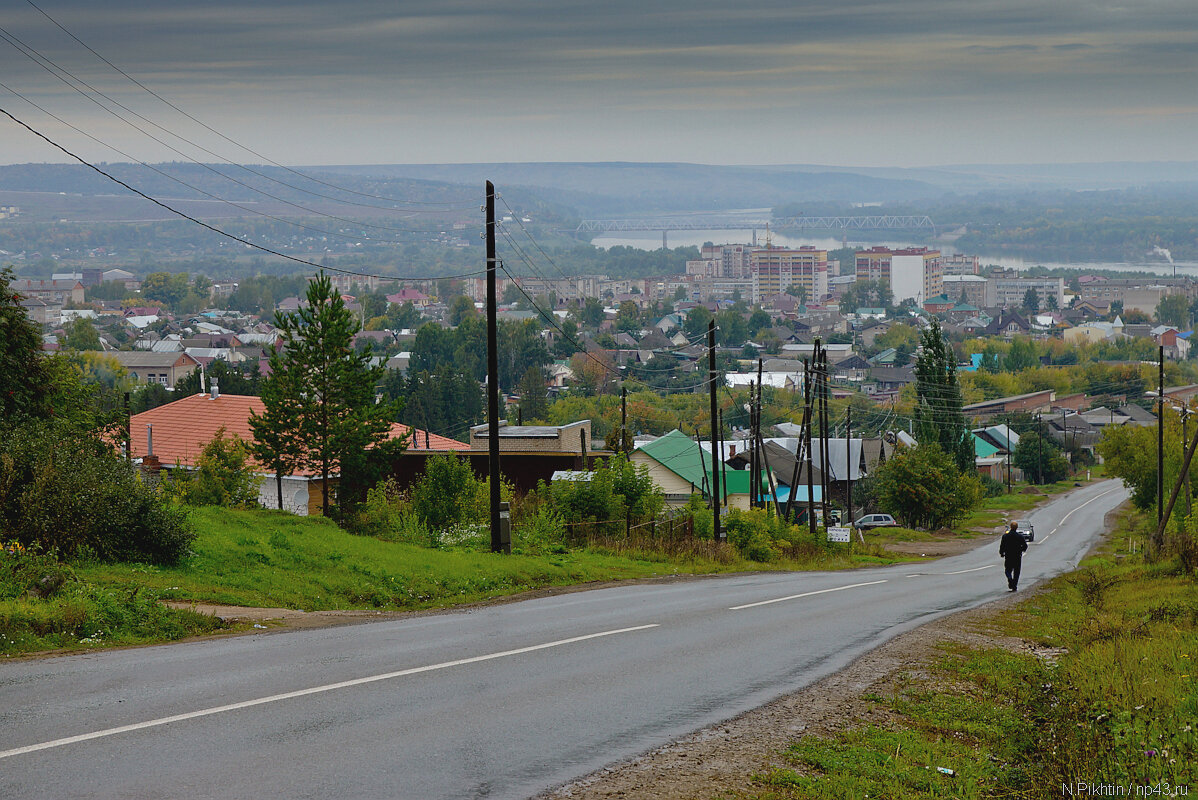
999,521,1028,591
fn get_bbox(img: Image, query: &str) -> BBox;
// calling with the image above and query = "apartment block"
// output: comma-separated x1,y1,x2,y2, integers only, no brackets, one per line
751,246,828,304
942,275,988,307
940,254,980,276
984,276,1064,309
700,244,753,278
855,247,942,305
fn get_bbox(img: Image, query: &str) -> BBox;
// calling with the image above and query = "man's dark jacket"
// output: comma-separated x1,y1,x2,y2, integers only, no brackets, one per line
999,529,1028,565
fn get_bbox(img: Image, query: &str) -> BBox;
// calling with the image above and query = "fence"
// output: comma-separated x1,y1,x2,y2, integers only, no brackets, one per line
561,512,734,562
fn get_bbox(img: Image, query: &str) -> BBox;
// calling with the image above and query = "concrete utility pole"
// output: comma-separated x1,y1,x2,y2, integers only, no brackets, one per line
708,320,723,542
485,181,508,554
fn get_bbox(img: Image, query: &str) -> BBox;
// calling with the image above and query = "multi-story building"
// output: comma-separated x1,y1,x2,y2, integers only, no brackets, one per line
751,246,828,304
940,254,980,276
1075,277,1197,315
14,278,85,306
700,244,753,278
685,259,721,278
855,247,942,305
983,276,1064,310
942,275,988,307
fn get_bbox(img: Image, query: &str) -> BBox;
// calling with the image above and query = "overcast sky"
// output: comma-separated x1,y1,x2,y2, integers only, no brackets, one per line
0,0,1195,168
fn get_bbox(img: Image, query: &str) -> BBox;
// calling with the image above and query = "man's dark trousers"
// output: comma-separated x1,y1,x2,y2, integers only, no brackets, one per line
999,530,1028,591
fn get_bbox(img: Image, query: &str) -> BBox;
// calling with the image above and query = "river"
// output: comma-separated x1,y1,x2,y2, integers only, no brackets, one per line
590,230,1191,277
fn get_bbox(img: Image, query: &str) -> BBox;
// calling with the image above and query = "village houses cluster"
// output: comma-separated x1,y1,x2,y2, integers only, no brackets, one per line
12,242,1196,516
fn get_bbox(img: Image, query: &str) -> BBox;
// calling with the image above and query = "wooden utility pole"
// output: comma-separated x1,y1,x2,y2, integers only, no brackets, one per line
1159,346,1165,526
748,381,758,509
719,408,729,507
845,406,853,527
784,359,810,523
708,320,723,542
1182,405,1193,518
1006,414,1012,493
817,343,831,525
621,386,628,455
805,358,817,536
485,181,507,553
1157,416,1198,550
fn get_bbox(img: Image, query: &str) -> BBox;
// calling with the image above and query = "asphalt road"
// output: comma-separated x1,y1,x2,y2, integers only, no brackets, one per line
0,479,1127,799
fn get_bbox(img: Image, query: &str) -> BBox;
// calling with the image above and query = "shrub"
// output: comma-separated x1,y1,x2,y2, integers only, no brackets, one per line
165,427,260,508
1,542,65,600
410,453,489,532
550,455,664,534
723,508,779,562
0,422,194,564
980,475,1007,498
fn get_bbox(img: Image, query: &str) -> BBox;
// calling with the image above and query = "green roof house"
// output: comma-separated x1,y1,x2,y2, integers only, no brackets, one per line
631,429,757,509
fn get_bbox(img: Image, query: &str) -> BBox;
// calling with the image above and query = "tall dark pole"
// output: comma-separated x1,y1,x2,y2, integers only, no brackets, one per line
1159,346,1165,526
1036,413,1043,485
817,343,831,525
621,385,628,455
1183,406,1193,518
754,382,763,508
486,181,507,553
845,406,853,527
784,359,809,523
1005,414,1012,493
805,359,817,536
708,320,723,542
748,381,757,509
719,408,729,507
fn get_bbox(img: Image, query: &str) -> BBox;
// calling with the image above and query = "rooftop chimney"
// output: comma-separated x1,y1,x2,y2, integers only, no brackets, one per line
210,377,219,400
147,423,153,456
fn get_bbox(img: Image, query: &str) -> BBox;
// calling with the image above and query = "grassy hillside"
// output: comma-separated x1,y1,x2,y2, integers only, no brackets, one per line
74,507,722,612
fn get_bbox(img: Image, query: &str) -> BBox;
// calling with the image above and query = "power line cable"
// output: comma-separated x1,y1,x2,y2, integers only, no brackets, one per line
17,0,472,208
0,30,472,231
0,82,469,246
0,105,487,282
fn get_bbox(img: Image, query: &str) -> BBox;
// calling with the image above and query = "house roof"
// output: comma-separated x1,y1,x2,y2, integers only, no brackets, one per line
109,350,200,369
973,434,1001,459
636,430,754,495
129,393,464,473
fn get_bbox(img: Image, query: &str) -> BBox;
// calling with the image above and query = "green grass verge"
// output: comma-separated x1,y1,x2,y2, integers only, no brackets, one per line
74,507,911,614
0,578,225,658
740,505,1198,799
5,506,913,656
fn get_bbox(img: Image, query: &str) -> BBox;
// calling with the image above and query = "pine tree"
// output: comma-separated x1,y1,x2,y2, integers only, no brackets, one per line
251,273,397,516
1,266,51,422
912,317,975,473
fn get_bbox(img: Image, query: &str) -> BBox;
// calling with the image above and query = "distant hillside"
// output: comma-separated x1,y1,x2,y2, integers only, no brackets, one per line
0,163,480,224
314,162,944,216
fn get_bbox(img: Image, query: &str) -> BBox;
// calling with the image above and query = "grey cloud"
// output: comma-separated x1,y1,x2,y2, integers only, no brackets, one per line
1,0,1195,166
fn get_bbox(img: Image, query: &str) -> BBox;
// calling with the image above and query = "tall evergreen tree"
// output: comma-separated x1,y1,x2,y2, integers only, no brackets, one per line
1,266,52,423
251,272,397,516
913,317,975,473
